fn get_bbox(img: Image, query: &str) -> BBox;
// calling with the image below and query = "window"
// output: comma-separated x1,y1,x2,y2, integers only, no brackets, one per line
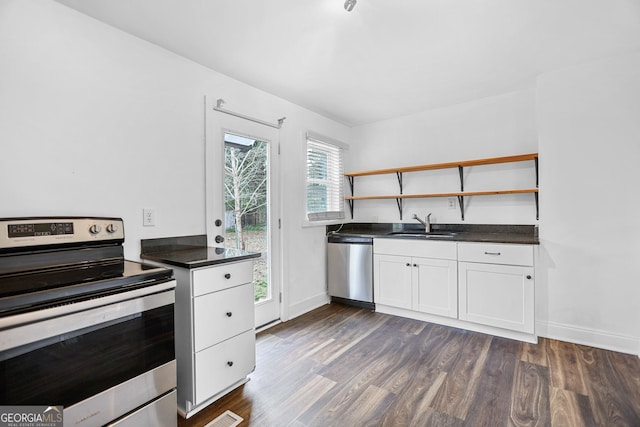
305,132,347,222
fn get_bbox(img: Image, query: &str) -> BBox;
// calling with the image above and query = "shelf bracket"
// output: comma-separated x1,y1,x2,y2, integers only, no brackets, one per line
457,195,465,221
458,165,465,220
534,156,539,220
395,172,404,219
395,198,403,220
347,176,354,196
347,176,355,219
396,172,404,194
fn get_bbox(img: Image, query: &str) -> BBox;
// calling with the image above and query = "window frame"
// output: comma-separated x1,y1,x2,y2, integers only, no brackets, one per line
303,131,348,226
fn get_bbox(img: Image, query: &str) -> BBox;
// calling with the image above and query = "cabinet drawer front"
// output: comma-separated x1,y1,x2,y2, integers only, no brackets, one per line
194,330,255,405
374,238,456,260
192,261,253,296
457,243,533,266
194,283,255,352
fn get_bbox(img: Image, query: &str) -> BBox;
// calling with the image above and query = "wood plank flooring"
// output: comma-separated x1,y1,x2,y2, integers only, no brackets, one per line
179,304,640,427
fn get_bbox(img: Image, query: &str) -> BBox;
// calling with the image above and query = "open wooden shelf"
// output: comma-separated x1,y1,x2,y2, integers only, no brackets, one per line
345,153,538,177
344,153,539,220
345,188,539,201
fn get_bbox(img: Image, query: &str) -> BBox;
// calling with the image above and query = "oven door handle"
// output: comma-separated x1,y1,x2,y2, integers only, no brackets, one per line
0,280,175,352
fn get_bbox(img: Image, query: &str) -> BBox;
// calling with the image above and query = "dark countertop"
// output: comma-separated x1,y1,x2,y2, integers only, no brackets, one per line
140,235,261,269
326,223,539,245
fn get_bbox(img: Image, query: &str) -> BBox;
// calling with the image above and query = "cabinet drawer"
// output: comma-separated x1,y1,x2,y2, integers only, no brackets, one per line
192,261,253,296
194,330,255,404
457,243,533,266
374,238,456,260
194,283,254,352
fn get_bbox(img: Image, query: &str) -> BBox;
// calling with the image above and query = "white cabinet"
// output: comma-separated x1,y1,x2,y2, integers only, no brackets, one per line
374,239,458,318
169,260,255,418
194,329,255,404
375,254,413,309
193,283,254,352
458,243,534,334
413,257,458,318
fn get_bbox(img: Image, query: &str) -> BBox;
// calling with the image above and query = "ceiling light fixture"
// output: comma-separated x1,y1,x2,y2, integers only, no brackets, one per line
344,0,357,12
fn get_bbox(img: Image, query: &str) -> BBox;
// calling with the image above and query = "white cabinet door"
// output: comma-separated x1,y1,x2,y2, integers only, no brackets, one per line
458,261,534,333
193,283,254,352
194,330,255,405
374,254,412,309
412,257,458,318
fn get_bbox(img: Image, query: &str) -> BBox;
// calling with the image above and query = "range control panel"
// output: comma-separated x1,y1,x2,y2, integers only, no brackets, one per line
0,217,125,249
8,222,75,238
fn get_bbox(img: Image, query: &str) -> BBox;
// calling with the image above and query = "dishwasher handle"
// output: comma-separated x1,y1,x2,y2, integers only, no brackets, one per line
327,235,373,244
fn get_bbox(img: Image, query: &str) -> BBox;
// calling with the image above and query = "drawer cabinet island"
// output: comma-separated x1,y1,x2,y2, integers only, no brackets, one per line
141,235,260,418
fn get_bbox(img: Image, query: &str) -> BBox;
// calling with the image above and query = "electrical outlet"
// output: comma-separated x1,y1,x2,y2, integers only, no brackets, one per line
448,198,456,210
143,208,155,226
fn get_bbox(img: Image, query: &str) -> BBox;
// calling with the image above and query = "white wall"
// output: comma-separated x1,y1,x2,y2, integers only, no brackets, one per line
0,0,348,319
537,51,640,355
351,73,640,355
349,89,539,224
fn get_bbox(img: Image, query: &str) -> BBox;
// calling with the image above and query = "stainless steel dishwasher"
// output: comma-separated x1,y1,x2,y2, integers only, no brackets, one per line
327,234,374,310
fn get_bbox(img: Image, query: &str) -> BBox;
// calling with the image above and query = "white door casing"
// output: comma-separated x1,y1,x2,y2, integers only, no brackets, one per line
205,97,282,328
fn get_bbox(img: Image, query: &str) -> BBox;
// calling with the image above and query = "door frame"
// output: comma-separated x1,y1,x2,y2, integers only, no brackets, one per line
205,97,282,328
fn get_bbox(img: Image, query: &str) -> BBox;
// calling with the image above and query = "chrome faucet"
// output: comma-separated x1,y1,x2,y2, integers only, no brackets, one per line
413,213,432,233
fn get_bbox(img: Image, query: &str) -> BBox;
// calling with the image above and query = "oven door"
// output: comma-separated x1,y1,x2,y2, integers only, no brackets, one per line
0,280,177,427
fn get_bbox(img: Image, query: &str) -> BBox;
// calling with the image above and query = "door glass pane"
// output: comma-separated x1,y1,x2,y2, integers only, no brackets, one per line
223,133,270,303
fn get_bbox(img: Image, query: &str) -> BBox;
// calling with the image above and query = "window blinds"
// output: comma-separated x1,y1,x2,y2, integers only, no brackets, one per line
306,133,346,222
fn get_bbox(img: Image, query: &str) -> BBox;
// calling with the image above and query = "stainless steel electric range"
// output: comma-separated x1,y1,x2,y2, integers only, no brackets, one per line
0,217,177,427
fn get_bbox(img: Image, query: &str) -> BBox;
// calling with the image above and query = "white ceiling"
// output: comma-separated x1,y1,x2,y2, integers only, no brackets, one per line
54,0,640,126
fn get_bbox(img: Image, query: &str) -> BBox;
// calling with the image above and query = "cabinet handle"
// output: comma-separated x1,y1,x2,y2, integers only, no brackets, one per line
484,252,501,256
413,263,418,267
226,312,233,317
227,361,234,367
406,263,411,267
224,273,231,279
526,275,532,280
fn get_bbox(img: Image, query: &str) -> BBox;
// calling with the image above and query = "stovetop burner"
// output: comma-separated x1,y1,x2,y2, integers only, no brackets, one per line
0,260,172,317
0,217,173,318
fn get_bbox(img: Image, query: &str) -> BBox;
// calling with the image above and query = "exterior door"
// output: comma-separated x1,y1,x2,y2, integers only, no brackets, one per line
206,100,281,328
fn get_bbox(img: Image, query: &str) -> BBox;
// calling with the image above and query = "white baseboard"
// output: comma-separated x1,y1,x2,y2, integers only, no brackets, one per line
538,320,639,356
287,292,330,320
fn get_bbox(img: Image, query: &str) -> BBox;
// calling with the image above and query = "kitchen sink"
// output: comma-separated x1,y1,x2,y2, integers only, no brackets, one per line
386,231,458,238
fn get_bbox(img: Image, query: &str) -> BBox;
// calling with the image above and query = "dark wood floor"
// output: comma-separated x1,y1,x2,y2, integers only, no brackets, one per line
179,303,640,427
